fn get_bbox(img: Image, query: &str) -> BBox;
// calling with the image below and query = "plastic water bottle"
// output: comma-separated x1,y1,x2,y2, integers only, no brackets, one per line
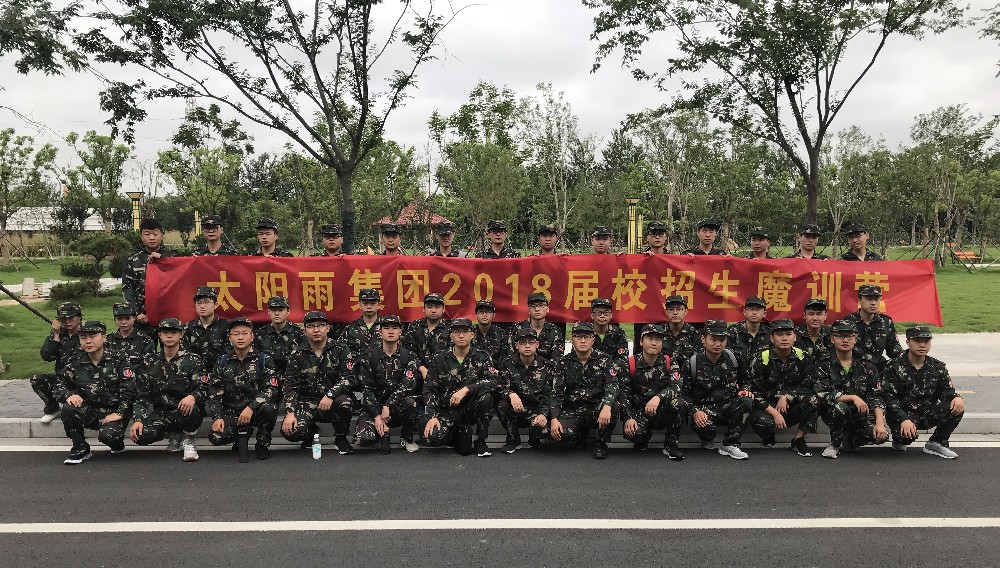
312,434,322,459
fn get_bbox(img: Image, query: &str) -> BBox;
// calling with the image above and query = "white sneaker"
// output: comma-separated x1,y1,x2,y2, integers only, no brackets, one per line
182,436,199,462
822,445,840,459
700,440,715,451
400,439,420,453
923,441,958,459
167,432,183,452
39,412,60,424
718,444,749,460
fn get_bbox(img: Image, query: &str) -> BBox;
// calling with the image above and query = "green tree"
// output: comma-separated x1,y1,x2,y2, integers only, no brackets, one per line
65,130,131,233
0,128,57,265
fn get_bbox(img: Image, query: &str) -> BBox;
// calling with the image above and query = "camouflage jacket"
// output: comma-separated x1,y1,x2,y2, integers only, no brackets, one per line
135,350,206,420
204,348,279,420
882,352,958,424
182,317,230,374
193,242,239,256
727,321,772,363
794,324,833,362
678,349,748,413
594,324,629,361
787,251,830,260
254,322,306,374
355,346,420,417
817,352,883,408
282,339,356,409
476,246,521,259
748,347,816,410
839,250,884,261
428,247,466,257
632,322,700,360
251,247,295,257
423,348,498,417
843,311,903,369
620,353,683,422
403,318,452,368
514,320,565,362
496,355,553,417
339,317,382,358
56,352,136,417
550,350,621,416
106,330,156,369
473,324,511,364
681,247,726,255
40,329,84,375
122,246,179,314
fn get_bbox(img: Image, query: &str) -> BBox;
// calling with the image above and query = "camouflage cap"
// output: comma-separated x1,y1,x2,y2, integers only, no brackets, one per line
79,320,107,334
450,317,474,330
804,298,828,311
320,223,342,236
536,223,559,236
646,221,667,234
750,227,771,239
56,302,82,318
157,317,184,332
423,292,445,305
380,314,402,327
193,286,217,301
380,223,402,234
703,320,729,336
843,222,867,235
302,311,328,324
571,321,596,335
486,220,507,232
665,295,688,308
697,218,721,230
640,324,667,338
475,300,496,312
513,327,539,341
830,320,857,334
591,225,612,237
359,288,381,302
526,292,549,306
800,224,821,236
906,326,933,340
744,296,766,309
112,302,137,317
770,318,796,332
201,214,223,228
256,217,278,231
591,297,612,310
227,317,254,331
858,284,883,298
434,222,456,235
266,296,290,309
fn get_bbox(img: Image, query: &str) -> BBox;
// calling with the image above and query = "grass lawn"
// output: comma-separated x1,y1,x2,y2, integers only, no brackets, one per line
0,257,109,285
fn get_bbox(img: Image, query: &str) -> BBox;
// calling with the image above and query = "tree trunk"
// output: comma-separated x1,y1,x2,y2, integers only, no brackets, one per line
805,163,820,224
0,224,11,266
303,216,315,255
339,172,356,255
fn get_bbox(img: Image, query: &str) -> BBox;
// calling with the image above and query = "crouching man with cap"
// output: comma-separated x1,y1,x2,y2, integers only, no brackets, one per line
495,327,553,454
621,325,686,460
882,326,964,459
57,321,136,465
205,318,280,462
130,318,205,462
421,318,499,457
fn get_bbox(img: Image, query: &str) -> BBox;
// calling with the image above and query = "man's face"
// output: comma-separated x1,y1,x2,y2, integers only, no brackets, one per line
537,232,558,251
751,236,770,254
591,235,611,254
158,330,182,349
799,234,818,251
907,337,932,357
591,308,613,327
194,298,217,318
257,229,277,249
641,334,663,356
665,304,688,325
744,306,766,324
516,338,539,359
268,307,289,325
322,234,343,253
475,309,495,326
803,309,827,329
423,303,444,322
571,332,595,353
527,302,549,321
698,227,717,246
379,323,402,343
832,332,857,353
848,231,869,252
60,315,82,332
381,233,401,251
859,295,881,315
436,232,454,248
79,331,105,353
141,229,163,251
203,225,223,243
646,231,667,249
487,228,507,247
702,334,727,355
229,326,254,350
304,321,329,343
451,327,473,348
114,314,135,334
771,329,796,350
359,300,380,318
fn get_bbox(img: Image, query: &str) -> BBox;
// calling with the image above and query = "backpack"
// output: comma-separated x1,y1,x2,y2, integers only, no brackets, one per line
689,349,737,380
628,354,672,377
760,347,805,366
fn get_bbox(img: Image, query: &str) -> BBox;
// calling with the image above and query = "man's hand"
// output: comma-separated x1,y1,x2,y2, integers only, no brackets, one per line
624,418,639,437
318,395,333,412
768,407,787,430
177,395,196,416
532,414,547,428
148,252,161,261
597,404,612,428
951,396,965,416
129,421,143,442
874,422,888,444
738,390,754,400
50,320,61,335
450,387,469,407
375,415,388,437
775,395,789,414
281,412,297,436
423,416,441,439
237,406,253,426
550,418,563,441
100,412,122,425
852,396,869,415
380,406,391,423
136,314,149,324
66,394,84,408
211,418,225,433
899,419,917,439
644,396,661,417
693,410,709,428
509,393,524,413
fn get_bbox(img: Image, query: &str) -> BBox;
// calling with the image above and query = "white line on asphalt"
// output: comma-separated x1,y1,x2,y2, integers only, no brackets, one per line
3,518,1000,533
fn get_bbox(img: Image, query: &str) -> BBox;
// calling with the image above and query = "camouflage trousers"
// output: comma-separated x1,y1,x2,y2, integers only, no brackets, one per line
30,374,60,415
281,394,354,442
61,404,126,451
821,401,880,449
622,397,686,446
750,393,821,443
208,402,278,447
355,398,419,447
420,391,493,447
134,407,204,445
890,399,964,445
691,396,753,446
495,397,548,443
551,401,619,445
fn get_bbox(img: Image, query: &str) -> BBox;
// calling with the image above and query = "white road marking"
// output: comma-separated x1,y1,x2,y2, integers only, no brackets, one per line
3,518,1000,533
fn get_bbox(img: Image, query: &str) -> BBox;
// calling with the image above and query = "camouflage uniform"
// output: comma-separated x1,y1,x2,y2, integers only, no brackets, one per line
634,323,700,360
620,354,686,446
204,348,279,448
403,318,452,369
840,250,884,261
354,346,421,446
421,348,498,446
681,246,726,255
794,324,833,362
883,351,963,446
133,350,206,444
340,317,382,357
476,246,521,259
678,350,753,445
281,339,357,440
32,328,83,415
106,330,156,369
255,321,306,375
818,353,884,449
251,247,294,257
56,352,136,451
495,355,553,444
787,250,830,260
193,242,239,256
843,311,903,370
549,351,621,445
122,246,178,315
594,324,629,362
726,321,772,364
473,324,511,365
513,320,565,362
183,317,230,375
748,347,820,442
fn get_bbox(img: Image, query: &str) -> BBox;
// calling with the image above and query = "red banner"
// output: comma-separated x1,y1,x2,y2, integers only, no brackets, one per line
145,256,942,326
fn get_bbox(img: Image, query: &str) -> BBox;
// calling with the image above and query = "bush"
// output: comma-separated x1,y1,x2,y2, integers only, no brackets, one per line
108,255,126,278
50,279,100,302
60,261,106,279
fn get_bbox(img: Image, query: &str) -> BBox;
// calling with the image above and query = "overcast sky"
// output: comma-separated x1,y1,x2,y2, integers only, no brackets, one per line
1,0,997,187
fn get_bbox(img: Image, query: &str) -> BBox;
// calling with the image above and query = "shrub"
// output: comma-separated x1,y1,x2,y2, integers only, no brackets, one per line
49,279,100,302
60,261,106,279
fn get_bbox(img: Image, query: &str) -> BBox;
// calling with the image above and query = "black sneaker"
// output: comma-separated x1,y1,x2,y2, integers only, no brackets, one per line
761,436,776,449
475,438,492,457
527,435,541,448
501,437,521,454
633,442,648,451
662,440,685,461
300,426,318,449
791,437,812,457
255,443,271,460
575,433,589,450
64,444,92,465
334,435,354,455
592,441,609,460
237,436,250,463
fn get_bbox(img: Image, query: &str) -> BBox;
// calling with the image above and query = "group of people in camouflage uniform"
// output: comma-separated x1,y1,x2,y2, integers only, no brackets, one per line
32,215,961,465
